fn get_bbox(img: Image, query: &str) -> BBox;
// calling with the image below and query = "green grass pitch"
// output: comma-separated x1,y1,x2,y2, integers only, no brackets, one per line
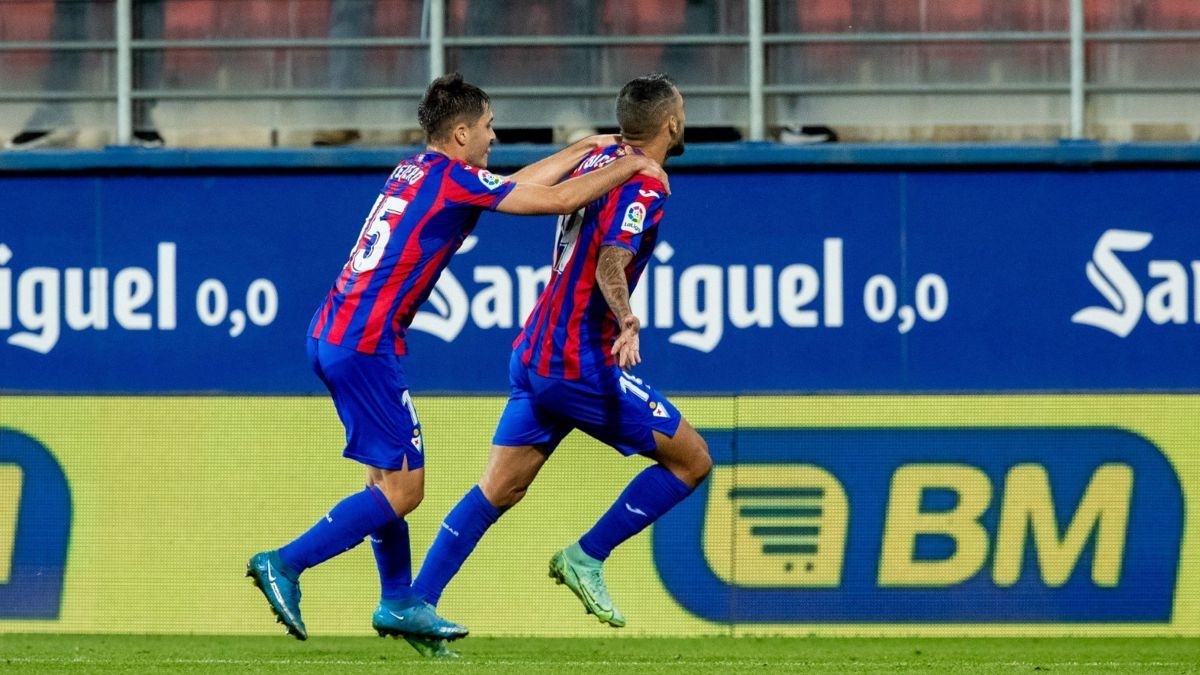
1,635,1198,674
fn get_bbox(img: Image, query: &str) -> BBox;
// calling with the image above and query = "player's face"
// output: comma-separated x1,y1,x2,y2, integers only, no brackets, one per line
465,105,497,168
667,91,686,158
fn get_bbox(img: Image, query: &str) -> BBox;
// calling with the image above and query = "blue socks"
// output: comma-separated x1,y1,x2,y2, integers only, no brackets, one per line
274,486,417,607
371,517,417,607
412,486,501,606
579,465,694,562
277,486,397,577
277,468,690,607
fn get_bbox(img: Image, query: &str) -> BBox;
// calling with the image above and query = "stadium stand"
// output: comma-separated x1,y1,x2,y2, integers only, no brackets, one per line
0,0,1197,146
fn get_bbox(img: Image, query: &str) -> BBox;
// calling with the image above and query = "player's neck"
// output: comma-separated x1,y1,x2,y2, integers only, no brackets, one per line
426,143,468,163
623,138,668,166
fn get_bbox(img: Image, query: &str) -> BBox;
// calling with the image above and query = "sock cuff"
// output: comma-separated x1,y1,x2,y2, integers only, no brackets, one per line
271,551,301,581
366,485,400,521
467,485,502,524
646,464,694,499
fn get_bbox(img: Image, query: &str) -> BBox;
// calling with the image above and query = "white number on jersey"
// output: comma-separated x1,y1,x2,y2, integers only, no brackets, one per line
349,195,408,273
400,389,420,426
552,207,585,274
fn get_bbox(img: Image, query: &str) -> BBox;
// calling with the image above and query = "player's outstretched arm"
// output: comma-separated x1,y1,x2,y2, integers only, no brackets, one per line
503,134,620,186
496,155,668,216
596,245,641,370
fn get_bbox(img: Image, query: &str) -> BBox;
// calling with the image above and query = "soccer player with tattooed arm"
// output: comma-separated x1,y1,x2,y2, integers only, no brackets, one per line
405,74,712,653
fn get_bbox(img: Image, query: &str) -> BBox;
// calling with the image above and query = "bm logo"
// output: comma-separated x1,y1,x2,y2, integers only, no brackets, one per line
0,429,71,620
654,428,1182,622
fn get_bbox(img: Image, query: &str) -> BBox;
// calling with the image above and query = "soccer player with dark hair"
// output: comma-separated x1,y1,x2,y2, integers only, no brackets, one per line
405,74,711,648
246,73,667,654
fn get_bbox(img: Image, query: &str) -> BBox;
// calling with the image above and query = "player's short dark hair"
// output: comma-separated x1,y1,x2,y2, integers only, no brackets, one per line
616,73,679,141
418,72,490,142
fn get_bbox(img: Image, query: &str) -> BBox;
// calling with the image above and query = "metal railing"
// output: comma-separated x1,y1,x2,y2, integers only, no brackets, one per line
1,0,1198,144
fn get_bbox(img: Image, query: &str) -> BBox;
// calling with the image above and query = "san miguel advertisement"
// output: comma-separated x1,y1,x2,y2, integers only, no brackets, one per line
1,168,1198,392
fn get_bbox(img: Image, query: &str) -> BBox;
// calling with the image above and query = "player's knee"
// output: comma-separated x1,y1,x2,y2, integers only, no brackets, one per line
681,436,712,488
691,449,713,487
498,486,528,510
480,478,527,510
379,484,423,517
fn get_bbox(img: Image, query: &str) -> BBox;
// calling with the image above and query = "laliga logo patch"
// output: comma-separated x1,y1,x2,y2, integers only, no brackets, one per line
477,169,504,191
622,202,646,235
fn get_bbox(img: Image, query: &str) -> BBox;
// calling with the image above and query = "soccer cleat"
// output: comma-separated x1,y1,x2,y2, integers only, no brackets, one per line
548,544,626,628
371,601,469,641
246,551,308,640
402,635,461,659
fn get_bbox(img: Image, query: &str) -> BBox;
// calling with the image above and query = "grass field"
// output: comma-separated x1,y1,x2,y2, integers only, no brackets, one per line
1,635,1198,674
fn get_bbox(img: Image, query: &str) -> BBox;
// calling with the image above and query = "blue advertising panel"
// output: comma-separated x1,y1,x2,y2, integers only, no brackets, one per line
1,164,1198,393
653,426,1182,623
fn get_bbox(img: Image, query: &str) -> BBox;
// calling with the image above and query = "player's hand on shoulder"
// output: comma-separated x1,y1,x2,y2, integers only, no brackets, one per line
636,159,670,196
612,315,642,370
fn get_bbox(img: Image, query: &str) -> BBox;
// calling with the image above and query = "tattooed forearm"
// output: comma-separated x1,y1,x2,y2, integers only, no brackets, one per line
596,246,636,322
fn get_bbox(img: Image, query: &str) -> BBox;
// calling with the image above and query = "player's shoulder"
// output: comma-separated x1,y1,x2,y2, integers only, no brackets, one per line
617,175,667,208
447,159,508,191
630,175,667,200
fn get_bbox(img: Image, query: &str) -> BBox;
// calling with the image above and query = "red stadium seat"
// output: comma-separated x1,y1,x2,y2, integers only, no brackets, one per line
164,0,216,40
601,0,686,81
372,0,421,37
790,0,852,33
924,0,985,32
0,0,54,41
1088,0,1200,30
289,0,333,38
163,0,218,86
1147,0,1200,30
872,0,921,32
0,0,55,75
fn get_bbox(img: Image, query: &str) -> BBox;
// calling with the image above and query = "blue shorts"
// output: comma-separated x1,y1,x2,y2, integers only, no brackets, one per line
492,351,682,455
307,338,424,471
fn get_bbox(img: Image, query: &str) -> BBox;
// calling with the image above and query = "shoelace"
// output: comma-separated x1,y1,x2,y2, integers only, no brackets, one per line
582,566,612,605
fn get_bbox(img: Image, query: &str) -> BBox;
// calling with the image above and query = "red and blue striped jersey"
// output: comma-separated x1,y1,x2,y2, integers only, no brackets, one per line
515,144,667,379
309,151,514,354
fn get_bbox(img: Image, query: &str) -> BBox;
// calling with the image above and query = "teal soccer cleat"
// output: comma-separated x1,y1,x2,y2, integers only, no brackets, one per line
402,635,461,659
246,551,308,640
548,543,626,628
372,601,469,641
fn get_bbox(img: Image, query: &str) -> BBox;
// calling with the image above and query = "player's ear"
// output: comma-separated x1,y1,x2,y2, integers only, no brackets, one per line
667,115,680,138
453,122,469,148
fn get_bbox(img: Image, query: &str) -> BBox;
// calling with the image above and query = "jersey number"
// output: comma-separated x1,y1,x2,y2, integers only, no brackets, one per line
552,207,585,274
349,195,408,273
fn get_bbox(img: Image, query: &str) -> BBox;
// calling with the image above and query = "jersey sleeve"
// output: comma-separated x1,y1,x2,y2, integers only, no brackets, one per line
445,161,516,211
600,177,667,253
